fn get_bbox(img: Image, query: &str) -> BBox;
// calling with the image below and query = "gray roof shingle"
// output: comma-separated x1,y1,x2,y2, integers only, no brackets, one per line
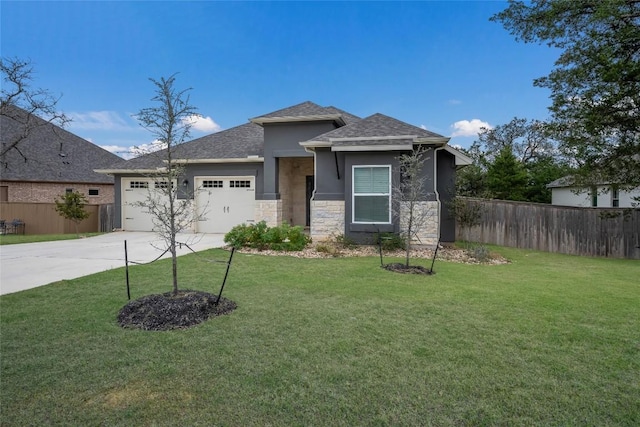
120,122,264,170
250,101,338,120
1,106,126,183
306,113,445,142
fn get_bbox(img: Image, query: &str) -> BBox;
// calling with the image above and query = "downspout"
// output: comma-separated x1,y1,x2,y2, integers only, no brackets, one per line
433,146,445,246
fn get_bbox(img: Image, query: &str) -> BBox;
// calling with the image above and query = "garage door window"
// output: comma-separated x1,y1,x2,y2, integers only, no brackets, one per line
130,181,149,189
154,181,172,189
203,180,223,188
230,180,251,188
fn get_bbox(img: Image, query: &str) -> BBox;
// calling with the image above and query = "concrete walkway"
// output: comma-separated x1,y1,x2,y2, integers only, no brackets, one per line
0,232,225,295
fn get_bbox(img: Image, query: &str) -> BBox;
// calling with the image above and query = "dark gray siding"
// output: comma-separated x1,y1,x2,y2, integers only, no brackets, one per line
262,121,337,199
342,147,439,244
344,152,402,244
314,148,345,200
437,149,457,242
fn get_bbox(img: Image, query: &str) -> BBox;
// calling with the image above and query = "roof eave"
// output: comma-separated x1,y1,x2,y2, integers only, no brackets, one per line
250,114,345,126
172,157,264,164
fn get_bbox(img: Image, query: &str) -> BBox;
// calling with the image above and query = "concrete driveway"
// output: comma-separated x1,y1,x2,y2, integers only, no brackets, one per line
0,232,225,295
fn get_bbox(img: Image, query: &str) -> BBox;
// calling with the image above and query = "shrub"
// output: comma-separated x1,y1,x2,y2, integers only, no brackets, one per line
224,221,311,251
378,233,406,251
466,244,491,262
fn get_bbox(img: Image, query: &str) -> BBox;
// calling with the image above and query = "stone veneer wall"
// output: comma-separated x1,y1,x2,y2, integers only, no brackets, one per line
255,199,282,227
399,201,440,247
310,200,345,241
0,181,115,205
278,158,314,227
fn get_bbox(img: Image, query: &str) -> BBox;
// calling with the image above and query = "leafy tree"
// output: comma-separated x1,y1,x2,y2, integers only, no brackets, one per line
486,147,529,201
476,117,556,164
135,74,199,296
492,0,640,188
524,155,572,203
54,191,91,236
393,146,437,266
1,57,69,167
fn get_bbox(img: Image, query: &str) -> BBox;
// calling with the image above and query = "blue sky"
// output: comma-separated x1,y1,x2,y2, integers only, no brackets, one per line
1,1,560,158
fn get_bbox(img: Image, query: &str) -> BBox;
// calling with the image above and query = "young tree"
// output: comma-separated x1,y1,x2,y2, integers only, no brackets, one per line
1,57,69,167
492,0,640,187
486,147,528,201
135,74,199,296
393,146,437,267
54,191,91,236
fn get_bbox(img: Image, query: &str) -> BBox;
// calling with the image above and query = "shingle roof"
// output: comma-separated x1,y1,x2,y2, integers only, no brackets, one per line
251,101,337,119
306,113,445,142
118,122,264,170
0,106,126,183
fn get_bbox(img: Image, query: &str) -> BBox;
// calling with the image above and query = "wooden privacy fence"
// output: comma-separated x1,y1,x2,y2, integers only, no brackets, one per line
0,202,115,235
456,198,640,259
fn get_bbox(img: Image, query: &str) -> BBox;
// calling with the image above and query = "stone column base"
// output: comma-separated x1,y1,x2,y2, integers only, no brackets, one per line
399,201,440,247
310,200,345,242
255,200,283,227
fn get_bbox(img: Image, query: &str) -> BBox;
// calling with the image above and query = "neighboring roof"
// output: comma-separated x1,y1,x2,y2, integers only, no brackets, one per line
0,106,126,183
302,113,449,148
547,176,576,188
250,101,350,126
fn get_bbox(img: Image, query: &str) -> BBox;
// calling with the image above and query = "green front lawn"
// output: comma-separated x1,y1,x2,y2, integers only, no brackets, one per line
1,247,638,425
0,232,103,245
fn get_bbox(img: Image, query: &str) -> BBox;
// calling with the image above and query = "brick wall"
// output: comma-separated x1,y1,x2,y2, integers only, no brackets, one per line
0,181,114,205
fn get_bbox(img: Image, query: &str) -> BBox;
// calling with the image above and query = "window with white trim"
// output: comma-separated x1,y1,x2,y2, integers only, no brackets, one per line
130,181,149,189
230,180,251,188
352,165,391,223
612,186,620,207
203,180,223,188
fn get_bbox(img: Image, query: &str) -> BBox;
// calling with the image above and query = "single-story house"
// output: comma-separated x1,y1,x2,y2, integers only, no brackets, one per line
0,105,126,204
548,176,640,208
97,101,471,245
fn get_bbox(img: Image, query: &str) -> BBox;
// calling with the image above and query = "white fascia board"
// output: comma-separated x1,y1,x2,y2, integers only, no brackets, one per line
329,135,417,142
331,144,413,152
250,114,345,126
414,136,450,145
94,168,166,174
299,141,332,148
443,146,473,166
172,157,264,164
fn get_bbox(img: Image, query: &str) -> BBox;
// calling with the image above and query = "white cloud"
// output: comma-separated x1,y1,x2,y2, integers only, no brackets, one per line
448,99,462,105
450,119,492,137
420,124,427,130
67,111,135,131
183,115,221,133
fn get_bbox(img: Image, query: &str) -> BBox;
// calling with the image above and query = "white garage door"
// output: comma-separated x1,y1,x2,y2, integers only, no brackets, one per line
121,178,174,231
195,176,255,233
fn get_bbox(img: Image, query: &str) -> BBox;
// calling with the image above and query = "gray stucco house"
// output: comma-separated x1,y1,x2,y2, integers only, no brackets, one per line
97,102,471,245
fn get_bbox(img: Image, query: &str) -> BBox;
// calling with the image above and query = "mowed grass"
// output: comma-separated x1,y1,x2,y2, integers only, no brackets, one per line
1,247,638,426
0,233,103,245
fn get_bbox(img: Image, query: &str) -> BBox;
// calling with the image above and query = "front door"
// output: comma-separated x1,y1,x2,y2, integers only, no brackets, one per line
306,175,314,227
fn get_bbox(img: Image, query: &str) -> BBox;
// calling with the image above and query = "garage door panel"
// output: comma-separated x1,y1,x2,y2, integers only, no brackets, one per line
195,176,255,233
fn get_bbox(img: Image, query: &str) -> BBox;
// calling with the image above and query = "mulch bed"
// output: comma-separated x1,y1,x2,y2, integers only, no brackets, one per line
117,290,237,331
383,263,434,275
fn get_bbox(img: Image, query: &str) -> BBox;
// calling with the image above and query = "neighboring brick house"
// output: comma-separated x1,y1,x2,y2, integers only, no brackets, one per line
0,106,125,204
98,101,471,245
